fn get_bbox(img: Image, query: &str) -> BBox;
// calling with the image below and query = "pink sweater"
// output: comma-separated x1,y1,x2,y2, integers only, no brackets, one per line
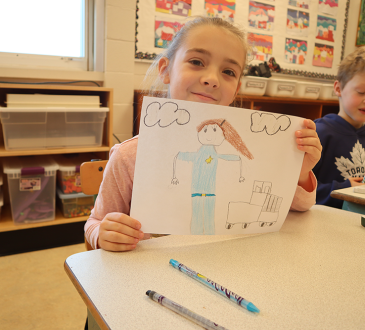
85,136,317,249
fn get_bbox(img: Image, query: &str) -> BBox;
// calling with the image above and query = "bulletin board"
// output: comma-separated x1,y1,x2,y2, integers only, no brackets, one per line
135,0,350,80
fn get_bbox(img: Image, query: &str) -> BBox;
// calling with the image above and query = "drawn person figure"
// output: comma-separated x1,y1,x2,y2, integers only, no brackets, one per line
171,118,253,234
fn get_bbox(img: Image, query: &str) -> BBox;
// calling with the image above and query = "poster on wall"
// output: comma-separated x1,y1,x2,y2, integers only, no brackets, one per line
286,9,309,37
248,32,273,61
248,1,275,31
205,0,236,21
154,17,185,48
288,0,310,10
312,43,334,68
136,0,349,79
316,15,336,43
156,0,192,17
285,38,307,65
318,0,338,17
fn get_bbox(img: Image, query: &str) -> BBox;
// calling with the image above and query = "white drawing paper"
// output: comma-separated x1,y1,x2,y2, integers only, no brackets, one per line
131,96,305,235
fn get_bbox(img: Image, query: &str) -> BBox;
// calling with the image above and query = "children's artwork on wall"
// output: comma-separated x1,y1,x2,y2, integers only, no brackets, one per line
155,18,185,48
248,32,273,61
156,0,192,17
318,0,338,17
137,0,350,79
285,38,307,64
205,0,236,21
316,15,336,42
286,9,309,37
131,97,305,235
248,1,275,31
312,43,333,68
288,0,310,10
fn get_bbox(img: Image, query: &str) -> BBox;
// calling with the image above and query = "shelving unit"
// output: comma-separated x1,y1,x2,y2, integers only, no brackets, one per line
0,83,113,255
133,90,339,135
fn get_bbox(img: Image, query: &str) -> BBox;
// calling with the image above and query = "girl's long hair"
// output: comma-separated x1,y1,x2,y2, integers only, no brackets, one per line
197,119,253,160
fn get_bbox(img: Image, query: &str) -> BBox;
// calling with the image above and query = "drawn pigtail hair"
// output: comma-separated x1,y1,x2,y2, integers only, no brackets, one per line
220,120,254,160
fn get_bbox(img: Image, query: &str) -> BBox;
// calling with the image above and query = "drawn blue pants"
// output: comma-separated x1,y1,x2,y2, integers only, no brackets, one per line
191,194,216,234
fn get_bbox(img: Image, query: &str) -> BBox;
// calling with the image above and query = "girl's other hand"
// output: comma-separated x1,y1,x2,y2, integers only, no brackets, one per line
295,119,322,191
97,212,145,252
349,177,364,187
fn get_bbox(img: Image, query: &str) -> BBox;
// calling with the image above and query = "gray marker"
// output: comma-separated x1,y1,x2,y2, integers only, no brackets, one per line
146,290,229,330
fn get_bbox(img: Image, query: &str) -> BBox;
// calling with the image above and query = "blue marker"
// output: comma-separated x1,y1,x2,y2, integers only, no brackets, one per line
169,259,260,313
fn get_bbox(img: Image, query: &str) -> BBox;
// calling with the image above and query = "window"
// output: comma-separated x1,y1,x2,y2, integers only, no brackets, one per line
0,0,103,71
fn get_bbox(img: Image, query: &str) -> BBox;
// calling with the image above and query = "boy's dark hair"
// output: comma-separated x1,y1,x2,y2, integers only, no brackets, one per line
337,46,365,89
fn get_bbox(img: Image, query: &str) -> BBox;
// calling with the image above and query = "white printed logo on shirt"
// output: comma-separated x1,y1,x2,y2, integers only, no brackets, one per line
335,140,365,179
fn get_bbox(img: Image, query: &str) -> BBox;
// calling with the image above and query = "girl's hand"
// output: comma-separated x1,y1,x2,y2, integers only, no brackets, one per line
98,212,145,252
295,119,322,191
349,177,364,187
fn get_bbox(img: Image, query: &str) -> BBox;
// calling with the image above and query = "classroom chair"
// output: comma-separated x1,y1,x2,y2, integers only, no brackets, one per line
80,159,108,251
80,159,108,330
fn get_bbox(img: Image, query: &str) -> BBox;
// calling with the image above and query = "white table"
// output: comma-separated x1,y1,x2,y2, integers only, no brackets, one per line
65,205,365,330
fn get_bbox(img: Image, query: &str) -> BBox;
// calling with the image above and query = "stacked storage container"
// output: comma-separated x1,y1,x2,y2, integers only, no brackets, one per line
3,156,58,224
0,94,109,150
54,154,94,218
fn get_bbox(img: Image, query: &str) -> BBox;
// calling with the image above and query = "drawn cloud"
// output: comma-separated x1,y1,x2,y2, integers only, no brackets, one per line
144,101,190,128
250,112,291,135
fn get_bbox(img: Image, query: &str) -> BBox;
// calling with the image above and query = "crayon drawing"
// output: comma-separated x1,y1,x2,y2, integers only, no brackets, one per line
248,1,275,32
248,32,273,61
286,9,309,37
312,43,334,68
155,18,184,49
156,0,192,17
172,119,253,234
318,0,338,17
285,38,307,65
316,15,336,42
131,97,305,235
205,0,236,22
288,0,310,9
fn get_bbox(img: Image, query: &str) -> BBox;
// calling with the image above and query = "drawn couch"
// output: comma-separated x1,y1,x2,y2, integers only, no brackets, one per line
225,181,282,229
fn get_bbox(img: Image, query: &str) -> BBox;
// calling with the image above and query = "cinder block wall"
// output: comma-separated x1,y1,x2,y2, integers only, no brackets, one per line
104,0,136,144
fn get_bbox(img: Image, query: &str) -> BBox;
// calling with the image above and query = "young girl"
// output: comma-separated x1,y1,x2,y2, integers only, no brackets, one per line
85,17,321,251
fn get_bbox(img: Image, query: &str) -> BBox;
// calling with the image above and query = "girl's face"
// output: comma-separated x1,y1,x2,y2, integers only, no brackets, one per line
198,124,225,146
159,25,244,106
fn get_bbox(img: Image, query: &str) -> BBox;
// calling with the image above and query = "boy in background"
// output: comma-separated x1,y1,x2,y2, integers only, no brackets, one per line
313,47,365,208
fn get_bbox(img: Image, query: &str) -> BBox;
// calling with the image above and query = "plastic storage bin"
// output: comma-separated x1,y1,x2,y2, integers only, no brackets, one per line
265,78,297,97
54,154,95,194
318,83,338,100
56,188,94,218
3,156,58,224
240,76,268,96
0,107,109,150
293,81,322,99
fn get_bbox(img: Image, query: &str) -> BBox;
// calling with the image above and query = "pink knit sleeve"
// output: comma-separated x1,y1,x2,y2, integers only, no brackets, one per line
84,137,138,249
290,171,317,212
